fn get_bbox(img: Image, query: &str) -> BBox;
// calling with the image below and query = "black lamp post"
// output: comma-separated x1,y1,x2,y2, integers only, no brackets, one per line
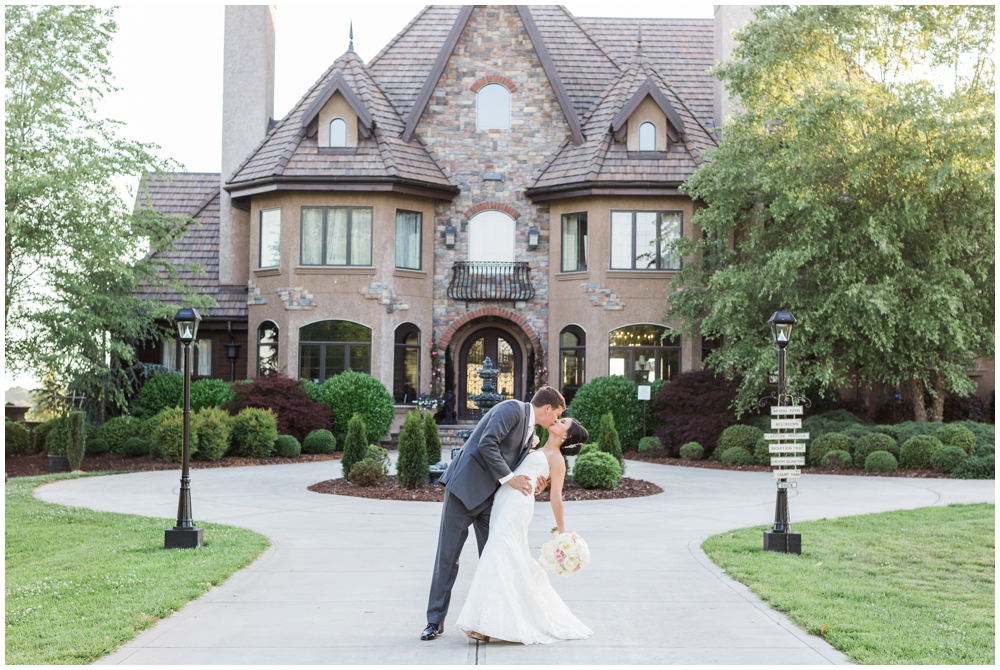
165,307,204,549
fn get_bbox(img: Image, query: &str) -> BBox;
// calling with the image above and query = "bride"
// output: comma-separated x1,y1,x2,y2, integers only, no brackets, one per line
455,417,592,645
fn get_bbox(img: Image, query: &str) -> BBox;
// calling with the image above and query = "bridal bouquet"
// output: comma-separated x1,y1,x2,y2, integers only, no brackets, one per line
539,532,590,577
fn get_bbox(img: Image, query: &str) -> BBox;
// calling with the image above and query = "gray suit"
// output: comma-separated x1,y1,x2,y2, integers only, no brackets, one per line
426,399,533,627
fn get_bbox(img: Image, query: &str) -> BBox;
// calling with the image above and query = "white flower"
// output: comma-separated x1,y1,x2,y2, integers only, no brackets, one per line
531,434,540,449
538,532,590,577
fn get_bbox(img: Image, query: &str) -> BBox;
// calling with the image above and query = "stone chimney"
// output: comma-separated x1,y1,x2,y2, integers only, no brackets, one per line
220,5,276,287
713,5,757,130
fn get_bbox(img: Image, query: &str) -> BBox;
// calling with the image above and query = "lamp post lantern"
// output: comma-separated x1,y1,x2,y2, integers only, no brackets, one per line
165,307,204,549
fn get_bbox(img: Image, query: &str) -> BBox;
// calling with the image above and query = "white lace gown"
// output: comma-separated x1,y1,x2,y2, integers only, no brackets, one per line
455,449,592,644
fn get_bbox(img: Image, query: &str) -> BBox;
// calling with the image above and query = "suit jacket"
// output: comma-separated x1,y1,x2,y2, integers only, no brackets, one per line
440,399,533,510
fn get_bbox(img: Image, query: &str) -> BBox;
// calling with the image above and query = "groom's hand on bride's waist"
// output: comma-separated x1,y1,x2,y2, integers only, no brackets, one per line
507,474,534,496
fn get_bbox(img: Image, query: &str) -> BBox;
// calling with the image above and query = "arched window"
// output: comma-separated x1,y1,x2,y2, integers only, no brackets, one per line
559,325,586,405
477,83,510,130
329,118,347,147
393,323,421,404
257,321,279,376
638,122,656,151
299,320,371,383
468,210,515,262
608,324,680,384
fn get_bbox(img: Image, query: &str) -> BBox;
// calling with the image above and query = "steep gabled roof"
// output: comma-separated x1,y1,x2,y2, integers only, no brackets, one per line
611,78,685,141
300,71,373,135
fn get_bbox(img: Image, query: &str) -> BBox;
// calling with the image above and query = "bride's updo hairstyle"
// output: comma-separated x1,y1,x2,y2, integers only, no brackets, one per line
559,419,589,456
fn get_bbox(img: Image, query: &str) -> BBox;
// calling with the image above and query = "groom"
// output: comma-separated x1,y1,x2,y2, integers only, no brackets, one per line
420,386,565,641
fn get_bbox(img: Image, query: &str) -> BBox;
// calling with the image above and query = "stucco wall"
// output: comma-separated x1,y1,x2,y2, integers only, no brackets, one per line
317,92,359,148
626,96,669,152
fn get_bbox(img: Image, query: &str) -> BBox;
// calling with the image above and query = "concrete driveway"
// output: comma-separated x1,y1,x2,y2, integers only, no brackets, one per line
35,457,994,665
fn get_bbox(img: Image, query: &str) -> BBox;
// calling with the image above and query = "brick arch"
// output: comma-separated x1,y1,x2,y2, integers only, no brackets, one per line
470,75,518,93
464,201,521,220
439,307,540,353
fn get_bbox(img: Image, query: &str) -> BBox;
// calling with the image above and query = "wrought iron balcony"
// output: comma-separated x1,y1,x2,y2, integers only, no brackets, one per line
447,261,535,301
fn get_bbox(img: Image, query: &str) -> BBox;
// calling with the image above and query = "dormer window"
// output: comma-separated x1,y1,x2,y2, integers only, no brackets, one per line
638,122,656,152
329,118,347,147
477,83,510,130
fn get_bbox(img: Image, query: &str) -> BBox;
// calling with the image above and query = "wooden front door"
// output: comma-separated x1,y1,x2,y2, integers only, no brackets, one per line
458,328,522,419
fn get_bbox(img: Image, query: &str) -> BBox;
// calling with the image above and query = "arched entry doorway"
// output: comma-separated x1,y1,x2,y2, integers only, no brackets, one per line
458,327,523,419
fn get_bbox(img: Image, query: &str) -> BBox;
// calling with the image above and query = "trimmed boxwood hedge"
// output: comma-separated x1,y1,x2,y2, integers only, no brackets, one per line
274,435,302,458
572,450,623,489
933,424,977,455
230,408,278,458
567,376,644,450
930,445,968,473
313,370,395,443
951,455,994,480
303,429,337,454
716,425,764,458
820,449,853,470
900,435,943,469
865,451,898,473
679,442,704,460
853,432,898,466
809,432,853,466
721,446,754,466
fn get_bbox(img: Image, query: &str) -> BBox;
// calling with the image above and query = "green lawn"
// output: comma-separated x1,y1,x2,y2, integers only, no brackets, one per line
703,504,995,665
5,473,270,665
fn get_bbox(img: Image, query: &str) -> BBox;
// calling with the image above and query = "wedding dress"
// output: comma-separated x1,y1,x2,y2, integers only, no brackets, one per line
455,449,592,644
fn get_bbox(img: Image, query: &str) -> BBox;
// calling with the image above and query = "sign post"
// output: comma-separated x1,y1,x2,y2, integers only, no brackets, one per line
637,385,651,438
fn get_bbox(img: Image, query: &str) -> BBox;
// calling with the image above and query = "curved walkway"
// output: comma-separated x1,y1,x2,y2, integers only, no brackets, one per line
36,458,994,665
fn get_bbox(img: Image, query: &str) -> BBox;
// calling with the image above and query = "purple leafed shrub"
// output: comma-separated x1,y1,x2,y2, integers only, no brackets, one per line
943,393,988,423
224,373,333,442
653,370,740,456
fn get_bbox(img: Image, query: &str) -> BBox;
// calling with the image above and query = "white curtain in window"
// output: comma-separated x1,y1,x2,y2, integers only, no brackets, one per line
351,208,373,265
610,211,632,269
468,210,515,262
477,84,510,129
197,339,212,376
162,338,177,371
635,212,658,269
660,212,682,269
326,207,348,265
259,208,281,268
395,211,421,269
562,215,580,271
301,208,324,265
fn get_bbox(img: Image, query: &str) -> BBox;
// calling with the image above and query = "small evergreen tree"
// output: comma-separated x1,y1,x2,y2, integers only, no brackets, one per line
66,410,86,471
423,413,442,466
341,413,368,480
597,412,623,467
396,411,428,488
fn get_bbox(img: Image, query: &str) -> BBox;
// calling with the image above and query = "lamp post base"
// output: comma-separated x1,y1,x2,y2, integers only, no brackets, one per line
164,526,203,549
763,530,801,554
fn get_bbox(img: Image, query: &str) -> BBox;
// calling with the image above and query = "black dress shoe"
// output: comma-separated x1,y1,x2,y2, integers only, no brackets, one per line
421,623,443,641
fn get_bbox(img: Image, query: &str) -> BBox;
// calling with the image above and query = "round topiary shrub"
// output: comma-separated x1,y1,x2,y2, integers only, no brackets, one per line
951,455,994,480
123,437,150,458
572,450,623,489
809,432,853,466
577,443,598,457
930,445,968,473
716,425,764,456
85,438,110,456
5,420,31,455
820,449,853,470
303,429,337,454
349,458,386,487
865,450,898,473
274,434,302,458
314,370,395,443
638,436,663,453
131,372,183,420
853,432,898,466
753,438,771,465
900,435,943,469
567,376,643,451
933,424,976,455
366,444,391,475
193,407,232,461
230,407,278,458
679,442,704,460
721,446,754,466
150,407,193,462
190,378,237,412
96,416,150,454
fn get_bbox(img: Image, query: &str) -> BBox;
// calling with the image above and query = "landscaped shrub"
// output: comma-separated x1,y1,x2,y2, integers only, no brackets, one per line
943,392,988,423
753,438,771,465
313,370,395,442
645,378,670,437
596,412,624,467
951,455,994,480
423,413,442,466
638,436,663,454
930,446,968,473
45,416,70,455
865,450,898,473
96,416,149,453
872,421,942,447
274,435,302,458
230,407,278,458
873,397,914,425
572,450,623,489
5,420,31,455
853,433,899,465
802,415,870,442
395,411,427,488
679,442,704,460
131,372,183,419
652,370,740,455
190,378,237,412
366,444,391,475
900,435,943,469
224,373,332,442
567,376,643,450
721,447,754,466
959,421,995,456
816,409,864,424
193,407,232,461
934,424,976,455
809,433,853,466
577,443,598,457
85,438,110,456
349,458,386,487
67,411,86,470
341,413,369,483
33,419,56,454
716,425,764,458
820,450,853,470
302,429,337,454
150,407,192,462
122,437,149,457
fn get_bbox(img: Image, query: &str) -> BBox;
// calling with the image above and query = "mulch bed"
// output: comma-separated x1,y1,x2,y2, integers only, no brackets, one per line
308,476,663,502
4,452,340,478
626,454,954,478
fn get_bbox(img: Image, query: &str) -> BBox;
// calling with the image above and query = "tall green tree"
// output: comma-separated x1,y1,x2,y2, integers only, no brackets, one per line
669,5,994,421
5,6,208,418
